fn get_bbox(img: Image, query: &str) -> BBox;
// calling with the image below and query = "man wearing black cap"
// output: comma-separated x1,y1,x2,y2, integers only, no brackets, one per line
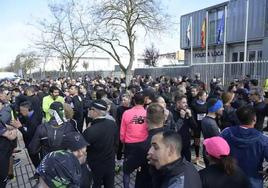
62,132,92,188
83,99,117,188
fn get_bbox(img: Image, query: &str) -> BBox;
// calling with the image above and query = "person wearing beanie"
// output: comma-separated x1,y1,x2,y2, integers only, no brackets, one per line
201,98,223,166
36,150,81,188
83,99,117,188
199,136,250,188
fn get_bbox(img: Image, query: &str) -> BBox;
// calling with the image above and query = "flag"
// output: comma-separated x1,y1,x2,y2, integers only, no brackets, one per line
217,12,225,44
201,18,206,49
186,20,191,45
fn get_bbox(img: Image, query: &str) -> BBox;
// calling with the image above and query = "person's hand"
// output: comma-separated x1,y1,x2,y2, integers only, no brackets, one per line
180,110,186,119
259,170,268,181
10,120,22,128
185,109,192,117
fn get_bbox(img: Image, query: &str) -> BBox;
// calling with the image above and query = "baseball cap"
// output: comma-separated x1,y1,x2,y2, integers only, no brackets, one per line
90,99,108,111
203,136,230,159
62,132,89,151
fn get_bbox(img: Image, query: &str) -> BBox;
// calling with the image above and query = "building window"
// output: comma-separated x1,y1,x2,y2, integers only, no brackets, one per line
232,52,238,62
257,50,262,61
239,52,244,62
248,51,256,61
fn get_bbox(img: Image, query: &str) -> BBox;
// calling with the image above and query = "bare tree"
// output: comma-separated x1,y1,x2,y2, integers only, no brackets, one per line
78,0,168,84
34,1,91,78
82,61,89,71
5,52,38,77
143,43,159,67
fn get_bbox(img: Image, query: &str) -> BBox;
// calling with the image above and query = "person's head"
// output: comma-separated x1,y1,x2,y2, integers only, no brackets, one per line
207,98,224,116
191,86,199,97
197,90,208,102
133,92,145,105
236,105,256,127
146,103,165,129
221,92,235,105
0,88,9,102
37,150,81,188
63,103,74,120
12,88,21,97
228,84,237,93
24,86,35,96
155,96,166,109
19,101,33,117
96,89,107,100
249,88,263,103
88,99,107,119
121,94,131,107
69,85,79,96
204,136,236,176
49,86,60,100
62,132,88,164
175,94,188,110
79,84,87,94
195,73,201,80
49,102,65,123
147,130,182,169
143,88,156,105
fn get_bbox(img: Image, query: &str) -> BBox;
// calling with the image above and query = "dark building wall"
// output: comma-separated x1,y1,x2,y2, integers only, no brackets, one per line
181,0,267,49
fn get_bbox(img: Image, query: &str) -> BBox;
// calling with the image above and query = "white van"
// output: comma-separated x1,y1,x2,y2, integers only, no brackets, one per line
0,72,21,81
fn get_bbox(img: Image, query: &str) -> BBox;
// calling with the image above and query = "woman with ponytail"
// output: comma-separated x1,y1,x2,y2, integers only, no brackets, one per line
199,136,250,188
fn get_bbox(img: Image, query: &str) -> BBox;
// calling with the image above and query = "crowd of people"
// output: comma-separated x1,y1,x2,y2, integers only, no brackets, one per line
0,73,268,188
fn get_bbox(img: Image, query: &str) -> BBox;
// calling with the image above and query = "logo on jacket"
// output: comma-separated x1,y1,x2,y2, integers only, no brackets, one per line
131,115,145,124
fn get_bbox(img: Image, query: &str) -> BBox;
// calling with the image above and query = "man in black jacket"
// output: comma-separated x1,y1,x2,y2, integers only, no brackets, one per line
83,99,117,188
29,102,76,158
69,85,84,133
11,101,42,167
170,94,197,161
248,88,267,131
147,130,201,188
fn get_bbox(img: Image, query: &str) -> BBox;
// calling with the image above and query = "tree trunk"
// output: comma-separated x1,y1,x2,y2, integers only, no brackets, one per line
125,68,132,86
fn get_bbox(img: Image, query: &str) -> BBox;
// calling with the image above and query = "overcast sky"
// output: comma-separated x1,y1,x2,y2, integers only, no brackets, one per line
0,0,227,68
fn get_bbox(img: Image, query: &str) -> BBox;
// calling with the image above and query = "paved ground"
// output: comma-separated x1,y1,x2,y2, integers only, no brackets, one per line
6,132,204,188
6,132,267,188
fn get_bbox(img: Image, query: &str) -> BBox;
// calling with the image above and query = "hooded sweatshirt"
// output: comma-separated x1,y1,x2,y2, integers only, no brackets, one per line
220,126,268,180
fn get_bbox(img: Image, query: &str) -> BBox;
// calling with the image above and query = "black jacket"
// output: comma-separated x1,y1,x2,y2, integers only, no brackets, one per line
152,158,202,188
171,107,197,147
18,111,42,147
28,119,76,157
83,118,117,166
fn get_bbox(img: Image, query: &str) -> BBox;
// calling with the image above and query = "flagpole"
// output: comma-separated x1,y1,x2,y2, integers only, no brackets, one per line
190,16,193,67
222,6,227,86
243,0,249,76
205,11,209,87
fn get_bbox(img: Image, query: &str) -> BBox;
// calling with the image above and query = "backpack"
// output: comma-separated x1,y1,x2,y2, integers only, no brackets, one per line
44,121,68,152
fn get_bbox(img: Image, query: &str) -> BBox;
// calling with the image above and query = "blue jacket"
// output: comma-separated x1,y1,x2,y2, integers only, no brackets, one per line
221,126,268,179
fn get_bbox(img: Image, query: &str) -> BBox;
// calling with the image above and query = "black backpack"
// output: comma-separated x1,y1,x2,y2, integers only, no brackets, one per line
43,121,68,152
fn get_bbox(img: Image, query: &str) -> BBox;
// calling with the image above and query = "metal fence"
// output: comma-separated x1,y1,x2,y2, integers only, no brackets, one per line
134,61,268,86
